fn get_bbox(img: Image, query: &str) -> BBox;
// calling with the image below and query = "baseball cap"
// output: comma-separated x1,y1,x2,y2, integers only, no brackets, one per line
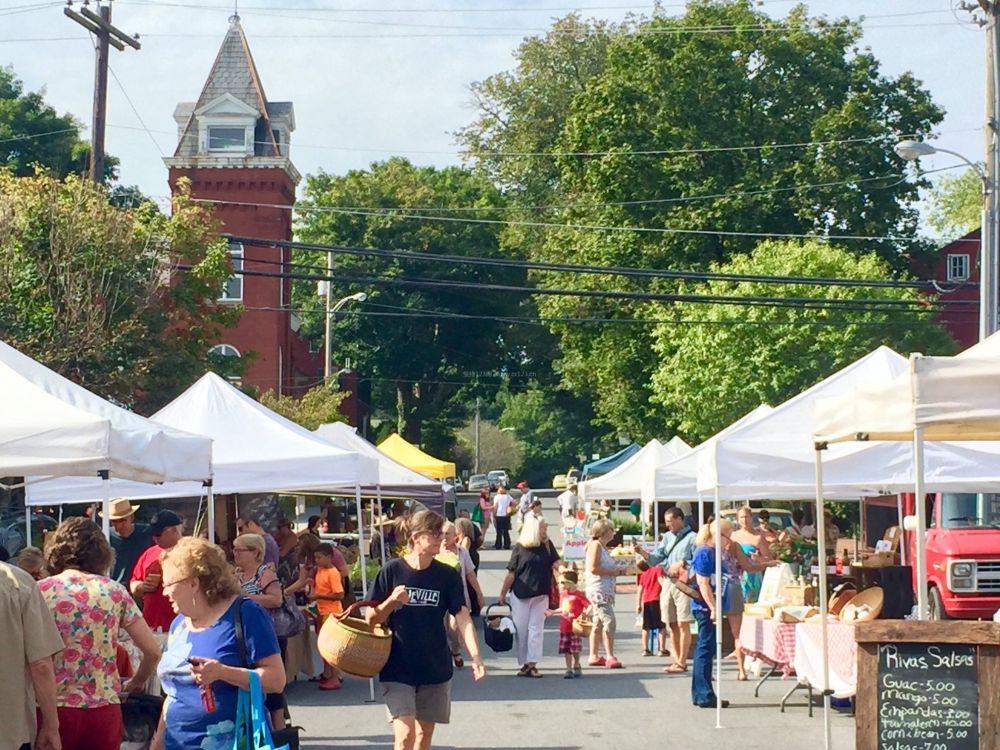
149,510,183,536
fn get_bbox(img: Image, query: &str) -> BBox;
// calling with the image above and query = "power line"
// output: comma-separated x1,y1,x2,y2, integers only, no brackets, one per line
225,263,971,312
204,195,975,245
232,236,965,292
139,21,956,40
241,304,955,328
108,65,165,158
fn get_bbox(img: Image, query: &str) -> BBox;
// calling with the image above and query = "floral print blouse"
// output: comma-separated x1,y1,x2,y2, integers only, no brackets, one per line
39,570,142,708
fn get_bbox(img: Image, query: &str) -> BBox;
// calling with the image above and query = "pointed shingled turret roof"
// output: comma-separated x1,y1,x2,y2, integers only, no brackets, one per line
172,15,279,158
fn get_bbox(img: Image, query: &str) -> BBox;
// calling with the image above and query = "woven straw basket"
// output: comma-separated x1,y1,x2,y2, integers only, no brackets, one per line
571,616,593,637
317,600,393,678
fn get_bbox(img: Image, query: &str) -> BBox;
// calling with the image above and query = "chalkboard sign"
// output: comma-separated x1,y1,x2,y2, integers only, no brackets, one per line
877,643,978,750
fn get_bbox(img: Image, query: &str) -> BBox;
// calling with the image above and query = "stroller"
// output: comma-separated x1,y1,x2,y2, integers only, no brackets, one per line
121,693,163,750
482,603,515,653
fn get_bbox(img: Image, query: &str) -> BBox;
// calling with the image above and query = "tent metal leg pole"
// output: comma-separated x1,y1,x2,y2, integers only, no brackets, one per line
101,471,111,539
25,504,31,547
377,486,386,566
814,447,832,750
914,428,928,620
355,483,376,703
896,495,906,567
698,494,704,530
207,483,216,543
714,488,723,730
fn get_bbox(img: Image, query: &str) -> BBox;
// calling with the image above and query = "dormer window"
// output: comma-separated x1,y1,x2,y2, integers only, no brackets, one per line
208,126,248,152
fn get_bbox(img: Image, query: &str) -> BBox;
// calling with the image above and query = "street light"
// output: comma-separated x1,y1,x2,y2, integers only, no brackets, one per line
324,291,367,383
893,139,996,340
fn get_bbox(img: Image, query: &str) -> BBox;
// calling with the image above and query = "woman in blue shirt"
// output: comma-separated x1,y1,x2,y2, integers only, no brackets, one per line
689,519,733,709
151,537,284,750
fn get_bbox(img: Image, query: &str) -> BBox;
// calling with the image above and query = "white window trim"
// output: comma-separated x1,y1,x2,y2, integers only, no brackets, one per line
219,242,244,303
208,344,242,358
947,253,970,282
207,126,249,153
198,117,255,156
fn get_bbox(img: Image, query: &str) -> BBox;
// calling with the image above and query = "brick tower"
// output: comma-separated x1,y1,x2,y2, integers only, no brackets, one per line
164,15,320,395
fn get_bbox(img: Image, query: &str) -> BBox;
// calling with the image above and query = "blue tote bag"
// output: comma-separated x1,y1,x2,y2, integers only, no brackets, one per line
233,671,290,750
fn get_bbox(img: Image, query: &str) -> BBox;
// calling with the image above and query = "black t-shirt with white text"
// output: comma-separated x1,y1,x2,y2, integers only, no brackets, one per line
370,557,465,686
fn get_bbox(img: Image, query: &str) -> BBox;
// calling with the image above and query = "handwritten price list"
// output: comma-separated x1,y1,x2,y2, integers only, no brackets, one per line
877,643,978,750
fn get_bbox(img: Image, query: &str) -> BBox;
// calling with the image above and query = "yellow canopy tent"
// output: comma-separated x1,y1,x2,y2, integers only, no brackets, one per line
377,433,456,480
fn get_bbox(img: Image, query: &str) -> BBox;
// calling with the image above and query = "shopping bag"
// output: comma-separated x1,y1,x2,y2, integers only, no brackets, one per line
471,504,483,524
233,671,290,750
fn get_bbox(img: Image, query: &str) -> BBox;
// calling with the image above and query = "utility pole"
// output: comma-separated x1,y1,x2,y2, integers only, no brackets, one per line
474,397,481,474
65,1,140,183
975,0,1000,338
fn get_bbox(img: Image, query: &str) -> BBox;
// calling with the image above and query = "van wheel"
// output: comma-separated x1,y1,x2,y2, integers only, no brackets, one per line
928,586,949,620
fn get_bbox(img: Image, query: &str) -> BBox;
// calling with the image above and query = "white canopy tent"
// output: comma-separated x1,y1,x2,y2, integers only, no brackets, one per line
814,331,1000,628
578,436,691,502
313,421,445,510
0,339,212,536
692,346,908,736
27,374,380,545
651,404,774,504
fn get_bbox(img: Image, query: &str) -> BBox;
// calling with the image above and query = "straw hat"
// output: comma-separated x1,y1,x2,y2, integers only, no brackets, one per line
105,498,139,520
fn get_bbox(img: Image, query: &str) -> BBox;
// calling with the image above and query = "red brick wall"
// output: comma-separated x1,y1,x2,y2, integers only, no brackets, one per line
930,230,980,351
169,167,322,395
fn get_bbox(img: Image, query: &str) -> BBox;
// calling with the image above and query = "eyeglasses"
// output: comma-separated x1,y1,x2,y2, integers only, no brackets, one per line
419,531,446,539
162,576,192,590
233,546,253,553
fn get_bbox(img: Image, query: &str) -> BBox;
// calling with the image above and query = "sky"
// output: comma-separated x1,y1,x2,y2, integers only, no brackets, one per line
0,0,988,227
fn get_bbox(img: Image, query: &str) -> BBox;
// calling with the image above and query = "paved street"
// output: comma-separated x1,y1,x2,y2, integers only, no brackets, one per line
286,510,856,749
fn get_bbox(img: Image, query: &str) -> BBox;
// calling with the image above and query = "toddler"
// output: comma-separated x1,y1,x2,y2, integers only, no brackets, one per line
636,559,667,656
546,570,590,678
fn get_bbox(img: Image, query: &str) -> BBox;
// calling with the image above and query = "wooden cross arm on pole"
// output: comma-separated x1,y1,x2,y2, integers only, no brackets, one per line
64,7,125,50
77,5,141,50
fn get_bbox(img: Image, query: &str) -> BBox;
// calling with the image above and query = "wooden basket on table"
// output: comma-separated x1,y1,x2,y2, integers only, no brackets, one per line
317,600,392,678
839,586,883,624
571,615,593,637
828,582,857,617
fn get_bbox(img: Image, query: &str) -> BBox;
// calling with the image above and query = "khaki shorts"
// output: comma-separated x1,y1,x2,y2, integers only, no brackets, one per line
382,680,451,725
590,595,616,635
660,579,693,624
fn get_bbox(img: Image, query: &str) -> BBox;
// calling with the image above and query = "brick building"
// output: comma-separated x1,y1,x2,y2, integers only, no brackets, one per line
931,229,981,350
164,15,321,396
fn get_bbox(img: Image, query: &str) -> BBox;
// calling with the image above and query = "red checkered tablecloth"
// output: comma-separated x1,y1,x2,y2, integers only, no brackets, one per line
739,615,797,677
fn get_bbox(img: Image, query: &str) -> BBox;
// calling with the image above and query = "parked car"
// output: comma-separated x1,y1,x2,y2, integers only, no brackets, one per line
487,469,510,491
467,474,489,492
553,467,582,490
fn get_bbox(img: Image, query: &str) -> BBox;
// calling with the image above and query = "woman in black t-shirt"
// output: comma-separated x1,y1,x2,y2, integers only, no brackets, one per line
498,515,560,677
367,510,485,750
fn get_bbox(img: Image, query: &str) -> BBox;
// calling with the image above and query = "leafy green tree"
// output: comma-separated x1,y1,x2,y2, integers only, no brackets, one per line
260,385,348,431
927,168,981,237
0,173,237,413
0,66,91,178
295,158,539,447
649,240,956,442
462,1,944,438
452,420,523,477
497,385,614,486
